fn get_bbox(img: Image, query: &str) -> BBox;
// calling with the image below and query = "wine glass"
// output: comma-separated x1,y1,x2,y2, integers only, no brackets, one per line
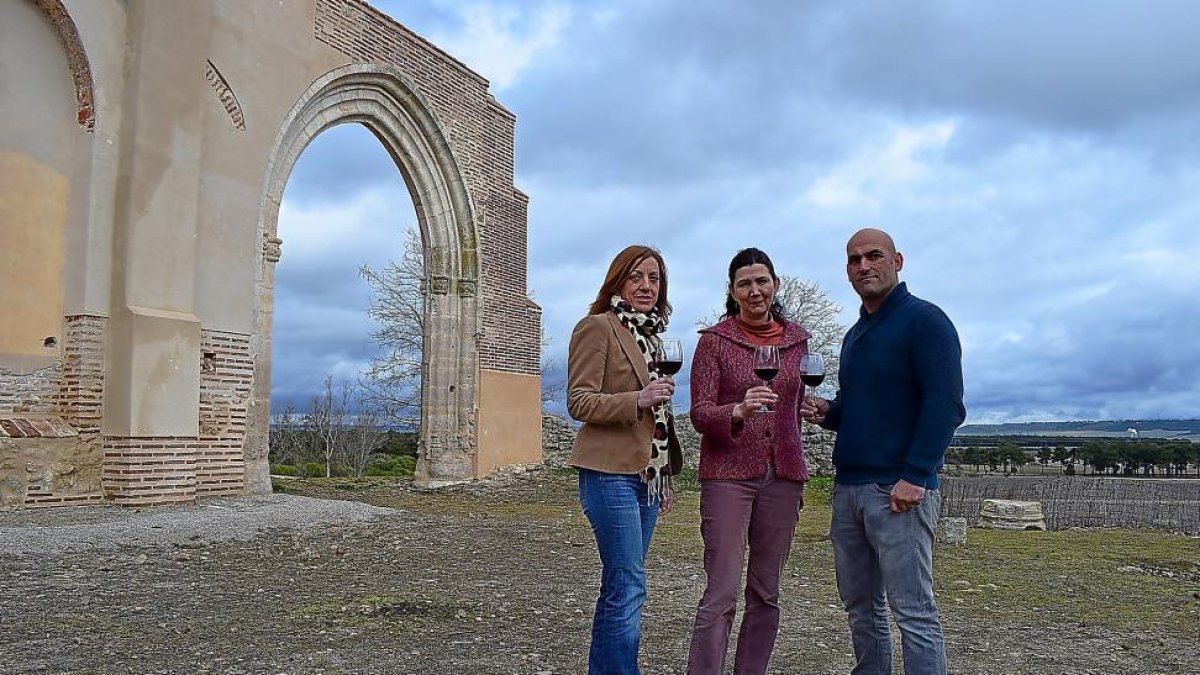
799,353,826,390
800,353,826,429
753,345,780,412
656,339,684,378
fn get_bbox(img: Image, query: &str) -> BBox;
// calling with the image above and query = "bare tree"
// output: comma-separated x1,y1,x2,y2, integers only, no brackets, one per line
343,409,387,477
362,227,556,418
776,276,844,380
342,383,388,477
268,402,312,469
359,227,424,427
539,324,566,408
308,376,350,478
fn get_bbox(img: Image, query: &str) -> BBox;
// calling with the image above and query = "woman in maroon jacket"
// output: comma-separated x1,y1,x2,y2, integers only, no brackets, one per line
685,247,811,675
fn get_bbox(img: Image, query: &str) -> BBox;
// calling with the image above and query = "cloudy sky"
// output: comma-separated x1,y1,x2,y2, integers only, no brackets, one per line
275,0,1200,424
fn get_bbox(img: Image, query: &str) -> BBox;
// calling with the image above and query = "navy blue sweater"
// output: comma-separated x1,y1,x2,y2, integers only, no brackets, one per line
822,283,965,489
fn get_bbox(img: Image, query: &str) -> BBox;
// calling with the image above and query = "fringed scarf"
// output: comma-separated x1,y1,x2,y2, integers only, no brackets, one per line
610,295,673,505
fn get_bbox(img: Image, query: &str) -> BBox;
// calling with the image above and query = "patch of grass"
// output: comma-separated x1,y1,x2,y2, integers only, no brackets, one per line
295,595,461,630
934,526,1200,634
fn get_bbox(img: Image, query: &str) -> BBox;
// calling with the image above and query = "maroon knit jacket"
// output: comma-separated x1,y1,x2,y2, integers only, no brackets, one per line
689,317,812,482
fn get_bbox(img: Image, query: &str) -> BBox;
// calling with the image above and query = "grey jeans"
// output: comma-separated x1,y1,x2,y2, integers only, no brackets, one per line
830,482,946,675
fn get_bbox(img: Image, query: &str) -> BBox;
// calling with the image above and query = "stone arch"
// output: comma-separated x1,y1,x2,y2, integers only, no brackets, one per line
250,63,481,488
29,0,96,131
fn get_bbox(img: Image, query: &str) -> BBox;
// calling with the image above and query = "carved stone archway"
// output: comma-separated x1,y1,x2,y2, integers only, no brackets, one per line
250,63,481,488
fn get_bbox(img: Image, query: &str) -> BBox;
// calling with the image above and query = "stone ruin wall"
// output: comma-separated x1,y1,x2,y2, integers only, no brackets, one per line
1,316,106,508
1,0,540,508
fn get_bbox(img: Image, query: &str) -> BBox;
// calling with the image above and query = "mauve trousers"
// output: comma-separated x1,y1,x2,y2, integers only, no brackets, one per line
686,465,805,675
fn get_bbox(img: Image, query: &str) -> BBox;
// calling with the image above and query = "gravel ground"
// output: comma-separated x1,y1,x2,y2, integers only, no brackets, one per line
1,467,1196,675
0,494,392,556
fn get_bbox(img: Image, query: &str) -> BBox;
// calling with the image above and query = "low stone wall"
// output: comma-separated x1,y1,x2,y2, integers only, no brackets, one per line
541,413,576,469
541,411,835,477
941,476,1200,535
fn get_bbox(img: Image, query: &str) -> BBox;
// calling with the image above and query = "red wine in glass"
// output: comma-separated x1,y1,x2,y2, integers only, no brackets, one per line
657,359,683,376
753,345,780,412
656,338,684,377
800,353,826,429
800,373,824,387
754,366,780,382
800,353,826,388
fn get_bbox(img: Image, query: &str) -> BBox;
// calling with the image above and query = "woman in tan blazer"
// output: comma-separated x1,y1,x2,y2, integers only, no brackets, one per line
567,244,683,675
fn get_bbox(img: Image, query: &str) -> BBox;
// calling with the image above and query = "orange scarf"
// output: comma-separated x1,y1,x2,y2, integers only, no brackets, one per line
734,315,784,346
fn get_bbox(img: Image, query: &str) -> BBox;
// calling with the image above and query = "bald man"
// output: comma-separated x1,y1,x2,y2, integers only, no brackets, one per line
801,229,965,675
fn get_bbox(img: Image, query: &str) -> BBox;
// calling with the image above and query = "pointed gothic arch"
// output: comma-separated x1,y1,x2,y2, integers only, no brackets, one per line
251,63,482,487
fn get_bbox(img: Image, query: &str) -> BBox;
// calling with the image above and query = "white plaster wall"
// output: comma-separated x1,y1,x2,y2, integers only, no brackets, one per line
0,1,76,359
194,0,351,333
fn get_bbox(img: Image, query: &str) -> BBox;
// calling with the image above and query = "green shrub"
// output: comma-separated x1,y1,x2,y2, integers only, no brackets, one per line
270,464,299,476
302,462,327,478
364,453,416,477
381,430,419,457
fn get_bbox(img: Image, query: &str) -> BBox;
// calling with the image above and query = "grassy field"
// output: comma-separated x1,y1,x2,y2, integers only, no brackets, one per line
281,471,1200,641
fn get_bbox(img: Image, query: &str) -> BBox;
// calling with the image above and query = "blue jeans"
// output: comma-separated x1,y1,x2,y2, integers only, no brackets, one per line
579,469,659,675
830,482,946,675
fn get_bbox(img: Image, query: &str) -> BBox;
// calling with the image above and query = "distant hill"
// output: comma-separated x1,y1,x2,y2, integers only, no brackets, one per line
958,419,1199,441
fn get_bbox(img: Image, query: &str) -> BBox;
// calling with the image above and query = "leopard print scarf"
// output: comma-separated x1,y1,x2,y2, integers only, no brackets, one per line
610,295,673,505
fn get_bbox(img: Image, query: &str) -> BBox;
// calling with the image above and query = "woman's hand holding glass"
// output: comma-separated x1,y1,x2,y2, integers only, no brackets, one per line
637,377,674,409
637,338,682,410
733,385,778,420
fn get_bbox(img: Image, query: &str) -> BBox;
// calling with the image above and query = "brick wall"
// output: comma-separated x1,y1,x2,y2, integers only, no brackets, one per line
314,0,539,376
196,330,252,496
58,314,105,435
102,437,198,506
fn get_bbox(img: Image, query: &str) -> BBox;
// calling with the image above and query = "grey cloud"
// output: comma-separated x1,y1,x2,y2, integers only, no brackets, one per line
506,0,1200,194
282,124,411,207
822,1,1200,143
962,278,1200,422
506,2,855,187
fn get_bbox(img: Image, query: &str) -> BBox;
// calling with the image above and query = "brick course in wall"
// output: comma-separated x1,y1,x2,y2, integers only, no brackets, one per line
102,437,198,506
24,484,104,507
58,315,105,436
314,0,540,377
196,330,252,497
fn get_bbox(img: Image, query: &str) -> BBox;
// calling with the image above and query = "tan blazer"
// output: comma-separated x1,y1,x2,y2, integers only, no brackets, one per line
566,312,682,475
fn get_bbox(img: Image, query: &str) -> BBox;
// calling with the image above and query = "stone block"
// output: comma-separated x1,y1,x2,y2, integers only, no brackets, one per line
978,499,1047,530
936,517,968,545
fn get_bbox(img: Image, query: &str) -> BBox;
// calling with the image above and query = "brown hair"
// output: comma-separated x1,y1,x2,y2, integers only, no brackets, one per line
588,245,672,317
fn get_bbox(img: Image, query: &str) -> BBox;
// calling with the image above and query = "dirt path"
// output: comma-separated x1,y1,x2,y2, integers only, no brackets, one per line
1,468,1196,674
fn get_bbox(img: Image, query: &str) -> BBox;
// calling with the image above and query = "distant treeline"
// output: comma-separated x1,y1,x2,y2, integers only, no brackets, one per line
958,419,1199,436
948,435,1184,449
946,439,1199,477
